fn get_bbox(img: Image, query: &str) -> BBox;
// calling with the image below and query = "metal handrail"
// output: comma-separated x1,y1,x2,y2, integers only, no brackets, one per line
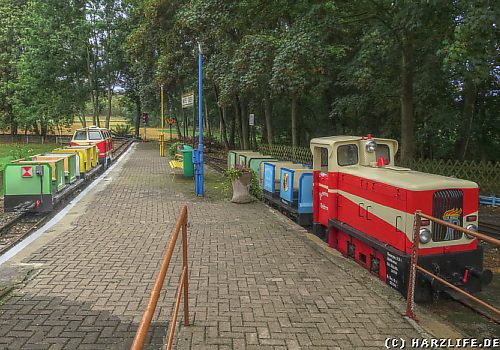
406,210,499,320
131,205,189,350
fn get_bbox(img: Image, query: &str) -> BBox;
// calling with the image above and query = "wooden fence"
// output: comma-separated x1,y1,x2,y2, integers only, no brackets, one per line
258,144,313,164
257,144,500,196
398,158,500,196
0,134,72,145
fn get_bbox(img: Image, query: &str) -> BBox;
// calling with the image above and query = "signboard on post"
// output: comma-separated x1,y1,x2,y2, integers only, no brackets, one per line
249,113,255,126
181,92,194,108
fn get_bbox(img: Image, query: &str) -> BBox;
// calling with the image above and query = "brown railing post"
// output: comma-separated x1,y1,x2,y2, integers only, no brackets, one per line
131,205,189,350
405,210,421,320
182,218,189,327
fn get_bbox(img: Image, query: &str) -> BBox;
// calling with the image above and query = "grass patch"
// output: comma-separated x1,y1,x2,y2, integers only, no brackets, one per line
0,144,59,169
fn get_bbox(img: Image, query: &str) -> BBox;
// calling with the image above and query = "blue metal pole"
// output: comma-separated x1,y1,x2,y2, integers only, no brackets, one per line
195,43,204,196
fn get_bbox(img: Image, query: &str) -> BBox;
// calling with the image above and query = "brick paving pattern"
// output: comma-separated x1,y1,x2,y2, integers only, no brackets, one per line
0,143,420,349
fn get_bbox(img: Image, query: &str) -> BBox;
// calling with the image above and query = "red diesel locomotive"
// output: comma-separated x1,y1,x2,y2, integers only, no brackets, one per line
310,135,492,301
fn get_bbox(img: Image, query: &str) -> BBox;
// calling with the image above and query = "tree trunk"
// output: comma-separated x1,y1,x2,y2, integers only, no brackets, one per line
213,84,229,149
204,97,211,138
172,100,183,141
291,96,298,148
40,121,48,139
79,113,87,128
457,76,476,160
252,126,257,150
220,107,229,150
86,45,96,126
181,107,187,143
240,99,249,150
173,116,183,141
192,101,196,143
106,84,112,129
234,100,243,149
400,41,415,160
134,96,141,138
229,108,236,149
264,95,273,145
261,114,268,145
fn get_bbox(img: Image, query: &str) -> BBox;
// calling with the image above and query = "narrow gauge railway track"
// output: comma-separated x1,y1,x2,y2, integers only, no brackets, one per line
447,292,500,324
204,154,227,174
479,221,500,241
0,138,135,258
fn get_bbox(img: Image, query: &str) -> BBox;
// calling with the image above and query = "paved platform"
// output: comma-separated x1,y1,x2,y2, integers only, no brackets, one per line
0,143,421,349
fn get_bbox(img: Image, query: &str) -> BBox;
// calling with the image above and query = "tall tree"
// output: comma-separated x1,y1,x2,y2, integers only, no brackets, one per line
13,0,87,137
0,0,27,135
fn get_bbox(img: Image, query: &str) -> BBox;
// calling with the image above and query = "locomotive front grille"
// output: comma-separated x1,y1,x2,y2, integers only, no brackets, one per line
432,189,464,241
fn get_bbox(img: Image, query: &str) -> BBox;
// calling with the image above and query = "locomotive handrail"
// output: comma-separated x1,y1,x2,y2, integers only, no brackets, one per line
406,210,499,321
131,205,189,350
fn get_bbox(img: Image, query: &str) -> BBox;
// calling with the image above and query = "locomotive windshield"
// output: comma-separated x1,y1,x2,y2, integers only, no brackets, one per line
337,144,358,166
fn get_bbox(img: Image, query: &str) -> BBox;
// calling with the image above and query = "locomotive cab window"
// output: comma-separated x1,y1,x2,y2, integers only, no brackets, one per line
376,144,390,165
337,144,358,166
88,131,102,140
74,131,87,140
320,148,329,173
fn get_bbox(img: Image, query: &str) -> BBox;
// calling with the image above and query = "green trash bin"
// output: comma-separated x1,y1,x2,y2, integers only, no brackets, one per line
181,145,194,177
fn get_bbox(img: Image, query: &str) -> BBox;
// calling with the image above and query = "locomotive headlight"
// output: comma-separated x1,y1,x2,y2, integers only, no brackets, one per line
465,224,478,239
365,140,377,153
419,228,432,244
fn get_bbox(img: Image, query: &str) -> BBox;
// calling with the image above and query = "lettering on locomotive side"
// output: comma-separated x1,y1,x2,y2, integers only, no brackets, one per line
386,252,404,291
320,203,328,211
319,191,328,199
387,275,399,289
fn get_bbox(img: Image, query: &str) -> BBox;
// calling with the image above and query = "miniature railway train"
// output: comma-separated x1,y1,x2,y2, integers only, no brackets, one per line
228,135,493,301
3,126,115,213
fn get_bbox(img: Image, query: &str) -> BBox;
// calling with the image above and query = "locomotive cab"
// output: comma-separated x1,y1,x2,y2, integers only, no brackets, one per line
70,126,113,166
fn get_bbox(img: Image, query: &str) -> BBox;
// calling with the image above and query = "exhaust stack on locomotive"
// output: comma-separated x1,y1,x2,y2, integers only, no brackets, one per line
309,135,492,301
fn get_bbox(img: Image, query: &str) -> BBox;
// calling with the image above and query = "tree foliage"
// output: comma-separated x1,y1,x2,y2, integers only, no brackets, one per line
0,0,497,161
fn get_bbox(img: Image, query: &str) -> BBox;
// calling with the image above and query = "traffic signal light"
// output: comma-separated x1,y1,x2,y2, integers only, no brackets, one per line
142,112,149,125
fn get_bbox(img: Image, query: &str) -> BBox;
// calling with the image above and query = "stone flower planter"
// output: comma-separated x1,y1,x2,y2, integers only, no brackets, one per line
231,171,252,204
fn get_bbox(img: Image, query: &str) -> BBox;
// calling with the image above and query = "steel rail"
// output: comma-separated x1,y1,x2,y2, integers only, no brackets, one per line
131,205,189,350
416,265,500,316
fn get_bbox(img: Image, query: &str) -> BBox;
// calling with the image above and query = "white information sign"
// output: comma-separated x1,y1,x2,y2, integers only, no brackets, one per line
181,92,194,108
249,113,255,126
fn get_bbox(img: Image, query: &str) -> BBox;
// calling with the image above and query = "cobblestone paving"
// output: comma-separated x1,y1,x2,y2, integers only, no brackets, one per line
0,143,420,349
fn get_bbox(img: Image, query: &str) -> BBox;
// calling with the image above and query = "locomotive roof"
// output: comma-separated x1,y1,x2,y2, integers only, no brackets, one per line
75,126,110,131
311,135,359,145
310,136,396,146
341,165,478,191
